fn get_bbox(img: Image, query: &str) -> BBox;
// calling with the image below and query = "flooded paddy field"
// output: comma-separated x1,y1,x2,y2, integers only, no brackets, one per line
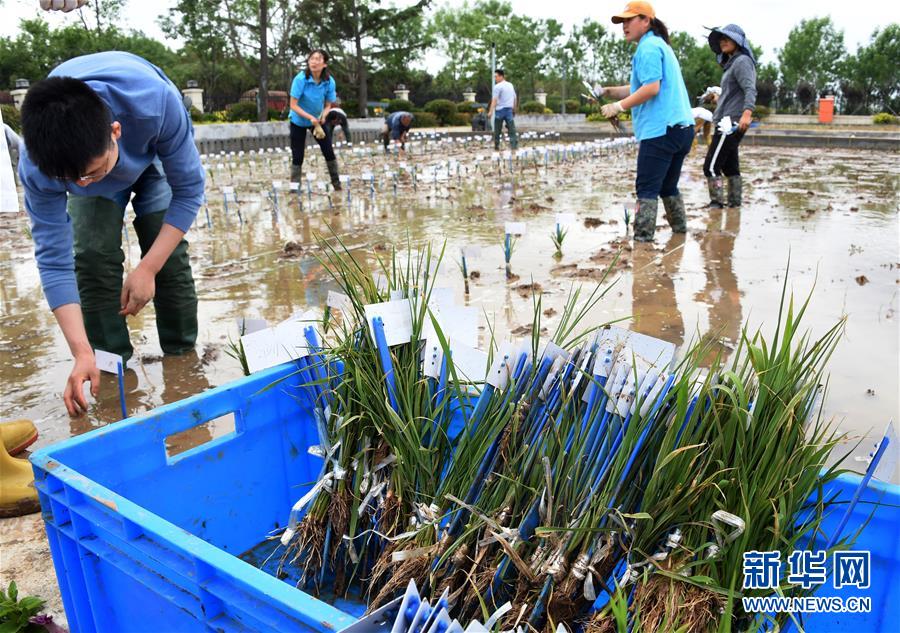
1,134,897,469
1,133,898,623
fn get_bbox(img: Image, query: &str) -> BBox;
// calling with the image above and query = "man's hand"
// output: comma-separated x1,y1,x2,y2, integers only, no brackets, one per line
120,264,156,316
738,110,753,133
600,101,624,118
64,350,99,416
40,0,87,11
312,121,326,140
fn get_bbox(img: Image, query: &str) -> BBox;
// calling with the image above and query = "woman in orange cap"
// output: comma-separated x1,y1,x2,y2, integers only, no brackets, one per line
598,1,694,242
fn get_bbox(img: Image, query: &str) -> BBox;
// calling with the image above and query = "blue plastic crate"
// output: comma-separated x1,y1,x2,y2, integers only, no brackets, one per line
30,363,900,632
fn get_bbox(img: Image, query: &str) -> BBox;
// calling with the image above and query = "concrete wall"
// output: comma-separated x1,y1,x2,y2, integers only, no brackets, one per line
192,119,385,154
764,114,877,126
515,114,587,127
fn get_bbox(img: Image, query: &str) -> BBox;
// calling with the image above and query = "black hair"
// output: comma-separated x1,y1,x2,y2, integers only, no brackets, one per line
304,49,332,83
647,17,670,45
495,69,505,77
21,76,112,180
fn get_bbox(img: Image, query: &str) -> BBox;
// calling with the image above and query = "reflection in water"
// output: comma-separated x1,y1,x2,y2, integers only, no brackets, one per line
160,351,215,454
696,208,742,361
631,234,686,348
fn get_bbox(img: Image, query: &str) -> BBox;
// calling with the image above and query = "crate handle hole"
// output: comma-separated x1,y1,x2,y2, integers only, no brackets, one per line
165,412,237,460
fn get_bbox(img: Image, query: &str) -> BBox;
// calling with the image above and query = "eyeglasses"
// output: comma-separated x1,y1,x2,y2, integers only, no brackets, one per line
75,139,117,183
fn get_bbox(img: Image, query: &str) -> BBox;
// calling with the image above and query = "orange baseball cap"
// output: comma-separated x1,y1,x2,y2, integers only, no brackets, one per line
611,1,656,23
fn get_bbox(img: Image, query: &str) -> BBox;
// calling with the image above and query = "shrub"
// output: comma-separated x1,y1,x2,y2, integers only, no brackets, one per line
564,99,579,113
586,112,606,123
456,101,480,114
386,99,415,113
410,111,439,128
424,99,458,125
1,103,21,133
341,99,359,116
521,100,545,114
268,107,286,120
452,112,473,126
225,101,259,122
579,104,595,115
873,112,899,125
753,105,771,119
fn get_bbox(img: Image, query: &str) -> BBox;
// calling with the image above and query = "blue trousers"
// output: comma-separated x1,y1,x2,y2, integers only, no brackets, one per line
635,125,694,199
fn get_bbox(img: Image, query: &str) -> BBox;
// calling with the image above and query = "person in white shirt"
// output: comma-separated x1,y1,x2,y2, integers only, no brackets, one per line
487,69,518,150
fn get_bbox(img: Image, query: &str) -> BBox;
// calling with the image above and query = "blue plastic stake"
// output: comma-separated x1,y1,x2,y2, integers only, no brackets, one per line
372,317,399,412
205,203,213,229
826,432,890,550
116,360,127,420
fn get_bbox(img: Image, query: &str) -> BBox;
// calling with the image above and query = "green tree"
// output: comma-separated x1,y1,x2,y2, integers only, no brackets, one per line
568,19,632,85
851,25,900,113
669,31,721,105
777,17,846,105
163,0,306,120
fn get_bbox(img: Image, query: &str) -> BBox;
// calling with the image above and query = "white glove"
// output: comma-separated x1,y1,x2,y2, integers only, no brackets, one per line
593,83,605,98
717,115,733,135
40,0,87,11
600,101,624,118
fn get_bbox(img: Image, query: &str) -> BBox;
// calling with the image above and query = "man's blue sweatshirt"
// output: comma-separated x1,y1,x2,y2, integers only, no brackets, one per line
18,51,204,310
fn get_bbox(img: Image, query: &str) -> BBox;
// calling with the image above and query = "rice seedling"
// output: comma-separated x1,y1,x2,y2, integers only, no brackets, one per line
504,233,518,280
250,240,856,632
551,223,568,258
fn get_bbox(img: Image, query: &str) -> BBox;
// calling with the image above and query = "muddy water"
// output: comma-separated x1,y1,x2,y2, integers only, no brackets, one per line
1,138,897,478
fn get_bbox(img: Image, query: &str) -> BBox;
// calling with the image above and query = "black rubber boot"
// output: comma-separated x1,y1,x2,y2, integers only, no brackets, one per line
326,159,342,191
290,164,302,184
132,211,198,355
69,195,133,360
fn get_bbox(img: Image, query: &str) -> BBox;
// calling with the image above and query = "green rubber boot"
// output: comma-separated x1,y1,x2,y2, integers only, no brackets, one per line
661,194,687,233
726,175,743,207
326,159,342,191
633,198,659,242
706,177,725,208
69,195,133,360
132,211,198,355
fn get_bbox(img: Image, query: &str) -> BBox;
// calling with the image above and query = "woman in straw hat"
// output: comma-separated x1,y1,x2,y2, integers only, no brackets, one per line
598,1,694,243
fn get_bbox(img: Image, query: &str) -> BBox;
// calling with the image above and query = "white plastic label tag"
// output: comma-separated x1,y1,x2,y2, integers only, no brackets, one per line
326,291,352,312
555,213,576,226
504,221,527,236
236,317,268,335
241,320,309,373
364,299,413,348
95,349,124,374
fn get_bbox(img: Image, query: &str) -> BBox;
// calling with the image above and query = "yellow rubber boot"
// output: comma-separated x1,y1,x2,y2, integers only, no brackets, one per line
0,419,38,455
0,444,41,518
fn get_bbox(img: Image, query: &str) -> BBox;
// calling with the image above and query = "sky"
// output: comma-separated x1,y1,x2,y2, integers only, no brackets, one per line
2,0,898,70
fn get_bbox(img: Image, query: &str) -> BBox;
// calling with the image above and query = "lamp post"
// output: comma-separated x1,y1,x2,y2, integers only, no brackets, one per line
486,24,499,132
561,53,568,115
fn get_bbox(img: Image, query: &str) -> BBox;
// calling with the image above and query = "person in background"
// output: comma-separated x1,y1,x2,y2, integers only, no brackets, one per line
703,24,757,208
599,1,694,243
19,52,204,417
382,111,414,153
289,49,341,190
488,69,518,151
323,105,351,144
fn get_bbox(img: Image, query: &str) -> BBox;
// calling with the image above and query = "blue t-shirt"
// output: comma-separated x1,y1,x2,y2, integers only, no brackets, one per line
630,32,693,141
289,72,336,127
19,51,204,310
386,111,414,139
